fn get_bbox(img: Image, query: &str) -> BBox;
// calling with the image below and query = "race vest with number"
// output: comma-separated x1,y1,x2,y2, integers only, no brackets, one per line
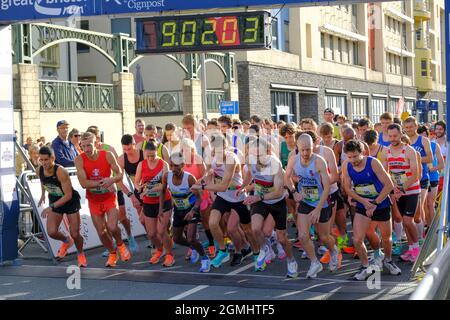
347,157,390,209
140,158,171,205
411,135,430,182
212,152,245,203
81,151,116,202
387,145,420,195
293,154,328,208
167,171,196,211
250,155,285,205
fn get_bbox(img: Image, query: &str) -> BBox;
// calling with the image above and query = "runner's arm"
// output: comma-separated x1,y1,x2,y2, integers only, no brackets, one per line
422,137,433,164
106,151,123,183
371,158,394,204
430,143,444,173
315,156,330,211
403,147,419,190
188,174,201,207
162,145,170,164
159,172,168,211
53,166,74,208
134,162,143,191
74,156,100,189
116,155,132,195
284,153,297,192
324,146,339,184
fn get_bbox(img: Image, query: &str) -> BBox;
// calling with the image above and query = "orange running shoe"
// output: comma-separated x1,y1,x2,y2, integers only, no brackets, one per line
149,250,163,264
56,237,74,259
77,252,88,268
163,254,175,267
105,252,118,267
118,243,131,262
342,246,355,255
320,250,330,264
208,246,216,258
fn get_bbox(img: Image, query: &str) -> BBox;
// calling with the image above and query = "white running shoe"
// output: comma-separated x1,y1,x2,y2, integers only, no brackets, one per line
286,258,298,278
306,260,323,278
383,259,402,275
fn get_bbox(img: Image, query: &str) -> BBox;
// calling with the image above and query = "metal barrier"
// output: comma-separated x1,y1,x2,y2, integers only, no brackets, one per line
410,240,450,300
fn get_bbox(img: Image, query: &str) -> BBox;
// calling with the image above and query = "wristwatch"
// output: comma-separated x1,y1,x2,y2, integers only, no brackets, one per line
260,194,265,201
127,191,134,198
201,184,206,190
371,199,379,206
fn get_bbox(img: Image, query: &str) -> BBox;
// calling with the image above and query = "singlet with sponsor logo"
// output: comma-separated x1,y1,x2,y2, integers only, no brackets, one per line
250,155,285,205
39,164,67,204
212,152,245,203
142,140,164,159
293,154,328,208
81,151,116,202
378,132,391,147
429,141,440,182
387,145,421,195
124,150,144,181
318,146,339,194
140,158,171,205
167,171,196,211
411,135,430,182
347,157,390,209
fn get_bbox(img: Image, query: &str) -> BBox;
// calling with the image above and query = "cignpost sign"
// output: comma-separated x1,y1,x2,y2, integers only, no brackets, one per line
0,0,383,24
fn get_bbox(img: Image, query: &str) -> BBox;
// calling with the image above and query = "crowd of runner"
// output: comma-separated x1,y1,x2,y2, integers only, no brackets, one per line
35,109,447,280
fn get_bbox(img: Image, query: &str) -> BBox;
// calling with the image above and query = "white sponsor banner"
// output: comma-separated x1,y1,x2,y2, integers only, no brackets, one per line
26,171,146,258
0,141,14,169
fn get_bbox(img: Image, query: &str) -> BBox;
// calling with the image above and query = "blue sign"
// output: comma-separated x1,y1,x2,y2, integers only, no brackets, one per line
416,100,428,111
0,0,365,24
220,101,239,115
429,101,438,111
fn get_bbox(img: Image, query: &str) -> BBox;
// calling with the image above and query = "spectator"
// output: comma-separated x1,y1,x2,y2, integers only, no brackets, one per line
323,108,341,140
38,136,46,148
69,128,82,155
27,144,40,169
51,120,78,167
133,119,145,145
23,136,33,151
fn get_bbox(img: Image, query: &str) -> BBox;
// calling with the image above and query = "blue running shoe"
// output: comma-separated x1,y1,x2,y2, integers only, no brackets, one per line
190,249,200,264
211,250,230,268
199,256,211,273
255,249,267,271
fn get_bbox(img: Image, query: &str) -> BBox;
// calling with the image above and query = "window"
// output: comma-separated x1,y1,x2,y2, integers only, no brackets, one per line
271,91,297,122
284,21,290,52
111,18,131,36
396,55,401,74
326,95,346,117
421,59,428,76
371,98,386,123
402,23,407,48
330,35,335,60
403,57,408,75
405,100,415,113
389,98,398,114
320,32,325,59
337,38,342,62
351,97,368,120
353,42,359,65
77,20,90,53
345,40,349,64
271,20,278,50
307,24,312,58
416,28,422,41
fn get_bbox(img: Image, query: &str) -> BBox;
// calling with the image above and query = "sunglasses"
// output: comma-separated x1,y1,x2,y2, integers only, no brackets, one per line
74,134,81,137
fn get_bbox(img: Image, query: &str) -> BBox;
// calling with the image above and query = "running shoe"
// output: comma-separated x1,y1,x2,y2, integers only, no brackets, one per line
208,246,216,259
211,250,230,268
301,250,309,259
383,259,402,275
117,243,131,262
56,238,74,259
353,265,369,281
409,247,420,262
337,234,349,250
400,249,414,262
105,252,118,267
103,242,116,257
392,243,403,256
369,251,385,269
190,249,200,264
199,256,211,273
77,252,88,268
342,246,355,255
230,253,243,266
306,260,323,278
149,249,163,264
317,245,328,256
329,248,342,272
241,247,253,260
286,258,299,278
128,236,139,254
185,248,192,260
265,245,276,264
320,250,330,264
276,242,287,260
163,254,175,267
255,248,267,271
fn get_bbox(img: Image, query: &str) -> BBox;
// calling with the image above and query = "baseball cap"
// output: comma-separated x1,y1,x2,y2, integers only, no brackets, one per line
56,120,69,128
324,108,335,114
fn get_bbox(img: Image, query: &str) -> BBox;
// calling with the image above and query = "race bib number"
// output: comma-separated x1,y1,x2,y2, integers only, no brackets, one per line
214,175,239,190
302,186,319,203
173,198,192,210
145,181,161,197
391,172,407,188
89,184,116,195
255,184,274,196
44,184,64,197
354,184,378,198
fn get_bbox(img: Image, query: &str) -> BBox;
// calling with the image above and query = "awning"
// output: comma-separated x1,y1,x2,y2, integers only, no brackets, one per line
326,89,348,95
270,83,319,92
372,94,388,98
319,23,367,42
351,91,370,97
385,45,415,58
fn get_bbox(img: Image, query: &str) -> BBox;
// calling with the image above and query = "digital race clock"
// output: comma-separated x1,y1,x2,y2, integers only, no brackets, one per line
136,11,271,54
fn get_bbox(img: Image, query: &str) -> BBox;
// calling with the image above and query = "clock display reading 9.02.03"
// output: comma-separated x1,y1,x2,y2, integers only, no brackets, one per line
136,12,269,54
